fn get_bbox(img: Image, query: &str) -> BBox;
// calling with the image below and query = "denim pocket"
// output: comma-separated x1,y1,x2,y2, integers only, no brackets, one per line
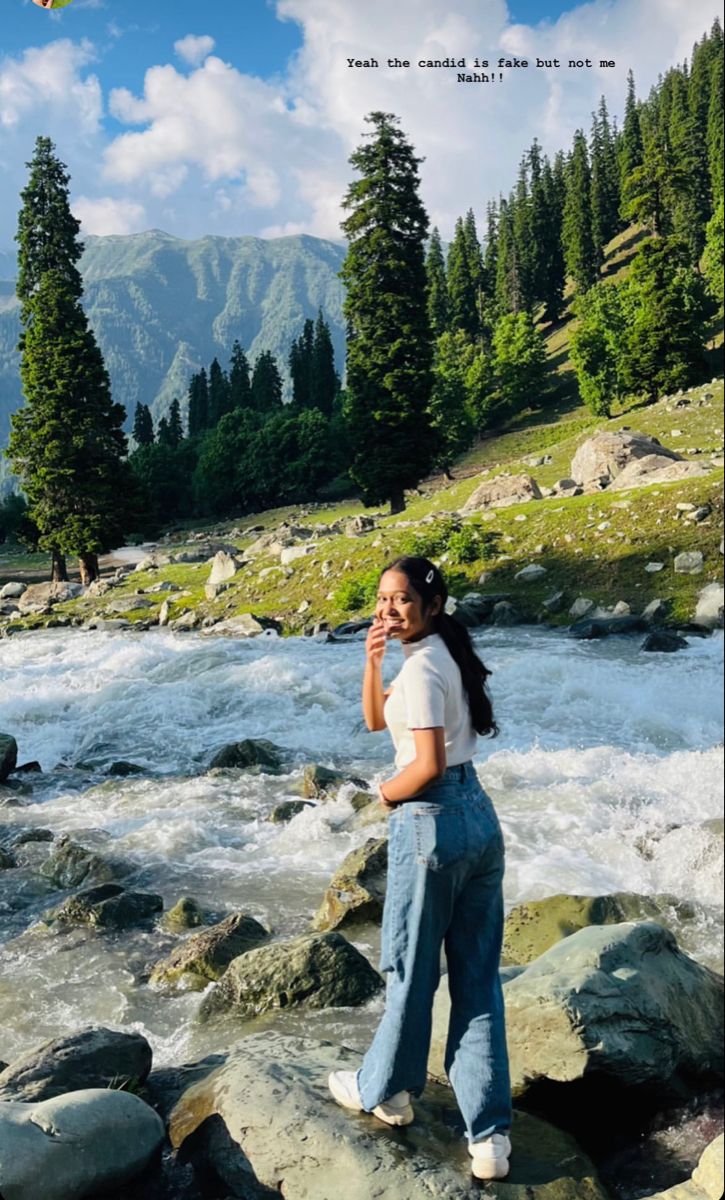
413,805,467,871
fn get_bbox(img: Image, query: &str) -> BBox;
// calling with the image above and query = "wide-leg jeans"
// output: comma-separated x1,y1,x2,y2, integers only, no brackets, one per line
357,760,512,1142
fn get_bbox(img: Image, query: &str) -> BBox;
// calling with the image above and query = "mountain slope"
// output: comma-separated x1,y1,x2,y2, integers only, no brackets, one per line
0,231,347,445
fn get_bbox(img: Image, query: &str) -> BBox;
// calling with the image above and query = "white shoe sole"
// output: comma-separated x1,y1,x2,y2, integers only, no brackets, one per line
328,1072,414,1127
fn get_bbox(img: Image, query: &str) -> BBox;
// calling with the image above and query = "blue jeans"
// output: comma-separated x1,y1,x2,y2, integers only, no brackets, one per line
357,761,512,1142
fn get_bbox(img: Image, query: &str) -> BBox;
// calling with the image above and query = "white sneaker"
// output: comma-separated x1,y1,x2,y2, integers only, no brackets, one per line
469,1132,512,1180
328,1070,414,1127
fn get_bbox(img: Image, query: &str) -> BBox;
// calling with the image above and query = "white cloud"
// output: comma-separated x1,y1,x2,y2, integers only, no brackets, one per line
0,38,101,132
73,195,146,235
174,34,216,67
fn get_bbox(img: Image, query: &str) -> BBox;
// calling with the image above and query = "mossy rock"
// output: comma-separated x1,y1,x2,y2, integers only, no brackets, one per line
44,884,163,930
313,838,388,931
299,764,369,800
200,931,382,1019
40,837,123,889
163,896,206,932
150,913,270,990
503,891,699,965
208,739,285,774
268,800,315,824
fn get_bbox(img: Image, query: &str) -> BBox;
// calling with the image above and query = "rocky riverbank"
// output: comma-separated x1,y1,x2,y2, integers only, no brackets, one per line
1,381,723,643
1,722,723,1200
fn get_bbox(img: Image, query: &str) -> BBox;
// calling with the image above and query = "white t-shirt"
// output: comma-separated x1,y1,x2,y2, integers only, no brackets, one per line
383,632,478,769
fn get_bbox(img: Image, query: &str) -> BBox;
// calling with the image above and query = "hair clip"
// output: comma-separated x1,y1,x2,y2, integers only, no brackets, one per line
425,568,435,583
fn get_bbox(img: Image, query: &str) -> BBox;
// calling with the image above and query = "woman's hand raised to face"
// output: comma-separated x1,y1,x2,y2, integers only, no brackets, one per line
365,616,387,667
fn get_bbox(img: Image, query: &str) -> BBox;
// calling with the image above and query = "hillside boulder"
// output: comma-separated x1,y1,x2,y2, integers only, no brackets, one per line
571,431,682,490
611,457,712,490
461,473,542,512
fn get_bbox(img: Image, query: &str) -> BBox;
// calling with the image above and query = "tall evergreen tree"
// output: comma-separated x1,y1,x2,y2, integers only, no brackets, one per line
187,368,209,437
703,198,724,308
310,310,339,416
539,156,566,323
289,318,315,409
9,270,129,584
511,160,536,310
447,216,479,338
526,141,549,306
251,350,283,411
428,331,477,476
229,340,252,410
208,357,231,427
10,138,128,584
619,70,644,195
562,129,600,292
495,196,526,314
167,397,184,447
156,416,172,447
482,201,498,299
590,96,621,251
706,46,724,206
668,70,711,262
463,208,486,336
132,402,154,447
425,227,449,338
340,111,436,514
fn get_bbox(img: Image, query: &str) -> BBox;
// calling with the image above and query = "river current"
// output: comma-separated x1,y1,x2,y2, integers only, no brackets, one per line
0,625,723,1073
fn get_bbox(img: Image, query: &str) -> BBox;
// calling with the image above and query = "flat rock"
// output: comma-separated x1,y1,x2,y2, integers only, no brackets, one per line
0,1088,164,1200
168,1032,609,1200
570,615,648,639
462,473,542,512
18,582,83,612
150,912,269,989
610,457,711,491
200,931,382,1019
0,1027,153,1103
313,838,388,931
201,613,282,638
502,892,698,965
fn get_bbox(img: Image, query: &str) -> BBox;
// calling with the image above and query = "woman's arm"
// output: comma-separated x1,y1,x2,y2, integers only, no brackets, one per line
362,619,388,731
379,727,446,806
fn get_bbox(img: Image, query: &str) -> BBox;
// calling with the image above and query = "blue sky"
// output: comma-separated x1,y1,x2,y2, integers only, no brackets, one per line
0,0,718,250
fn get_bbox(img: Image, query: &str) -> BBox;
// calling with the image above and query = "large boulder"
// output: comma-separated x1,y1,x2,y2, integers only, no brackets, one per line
313,838,388,931
0,583,26,599
694,583,724,628
462,473,542,512
0,1088,164,1200
150,912,270,990
502,892,698,965
201,613,282,638
43,883,162,930
610,457,711,490
300,764,369,801
200,931,382,1019
168,1033,609,1200
207,550,243,587
208,738,285,773
0,734,18,782
40,837,121,889
571,430,683,490
503,922,723,1098
17,582,83,612
0,1027,153,1103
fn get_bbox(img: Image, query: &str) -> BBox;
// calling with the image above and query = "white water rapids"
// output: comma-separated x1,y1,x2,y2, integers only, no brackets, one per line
0,625,722,1073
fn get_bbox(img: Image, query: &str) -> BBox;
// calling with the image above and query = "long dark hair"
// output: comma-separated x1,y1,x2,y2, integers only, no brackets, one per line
381,556,498,737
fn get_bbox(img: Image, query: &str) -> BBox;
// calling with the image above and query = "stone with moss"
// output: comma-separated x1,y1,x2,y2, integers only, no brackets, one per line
163,896,206,931
300,764,369,800
269,800,314,824
40,837,123,889
200,931,382,1019
313,838,387,931
44,884,162,930
150,912,270,990
503,891,698,965
208,738,285,774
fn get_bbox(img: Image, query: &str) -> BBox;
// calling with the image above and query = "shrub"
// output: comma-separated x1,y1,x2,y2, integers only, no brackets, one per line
334,567,381,613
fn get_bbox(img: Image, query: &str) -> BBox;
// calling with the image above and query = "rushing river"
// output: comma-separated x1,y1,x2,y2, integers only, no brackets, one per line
0,625,723,1078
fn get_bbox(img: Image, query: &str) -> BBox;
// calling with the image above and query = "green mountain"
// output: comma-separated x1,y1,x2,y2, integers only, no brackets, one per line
0,230,347,446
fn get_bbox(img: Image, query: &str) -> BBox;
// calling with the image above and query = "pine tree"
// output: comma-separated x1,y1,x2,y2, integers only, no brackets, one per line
702,198,724,308
495,196,526,314
208,357,231,427
539,156,566,323
11,138,128,584
289,319,315,409
482,201,498,298
463,208,485,336
340,111,436,514
511,160,535,310
590,97,621,252
167,397,184,447
707,50,724,205
527,141,549,306
622,237,709,399
132,402,154,446
425,227,449,338
428,331,477,475
668,70,711,262
187,368,209,437
447,216,479,338
9,270,129,584
619,70,644,194
621,127,683,237
310,310,339,416
156,416,172,447
229,340,252,410
562,129,601,292
251,350,283,411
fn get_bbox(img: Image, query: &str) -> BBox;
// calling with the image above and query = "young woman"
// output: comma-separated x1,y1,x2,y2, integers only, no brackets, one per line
328,556,512,1182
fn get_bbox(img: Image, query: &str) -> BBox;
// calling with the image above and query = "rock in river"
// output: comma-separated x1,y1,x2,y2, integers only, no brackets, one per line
200,930,382,1019
43,883,162,930
0,1088,164,1200
208,738,285,774
313,838,388,931
0,733,18,782
150,912,270,990
0,1027,153,1103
